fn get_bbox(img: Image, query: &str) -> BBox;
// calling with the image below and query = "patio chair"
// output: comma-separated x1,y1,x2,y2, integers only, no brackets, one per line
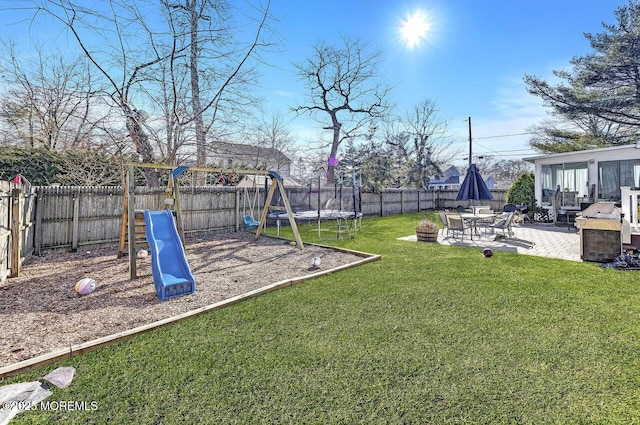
438,210,448,230
445,214,467,241
477,208,496,227
487,211,515,238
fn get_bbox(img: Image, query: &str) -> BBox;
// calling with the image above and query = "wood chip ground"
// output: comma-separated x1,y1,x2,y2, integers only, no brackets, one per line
1,232,364,368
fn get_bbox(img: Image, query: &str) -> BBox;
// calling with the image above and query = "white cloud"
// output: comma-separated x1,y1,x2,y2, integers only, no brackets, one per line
272,89,298,98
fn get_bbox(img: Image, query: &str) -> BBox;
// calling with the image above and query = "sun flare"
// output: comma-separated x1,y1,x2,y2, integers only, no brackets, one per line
400,11,430,49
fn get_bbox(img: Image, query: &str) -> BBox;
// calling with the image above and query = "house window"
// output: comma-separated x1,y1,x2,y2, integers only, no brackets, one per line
598,159,640,200
541,162,588,206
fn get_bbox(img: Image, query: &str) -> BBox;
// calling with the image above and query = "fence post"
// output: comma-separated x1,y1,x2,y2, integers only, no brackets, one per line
71,190,80,252
10,188,21,277
235,188,240,232
128,166,136,279
34,188,43,255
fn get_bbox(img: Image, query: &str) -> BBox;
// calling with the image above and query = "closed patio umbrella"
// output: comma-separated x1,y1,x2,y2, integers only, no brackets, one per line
456,164,493,201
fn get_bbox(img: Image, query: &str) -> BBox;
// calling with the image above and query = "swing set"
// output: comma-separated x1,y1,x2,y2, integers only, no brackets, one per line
241,177,260,230
118,163,304,280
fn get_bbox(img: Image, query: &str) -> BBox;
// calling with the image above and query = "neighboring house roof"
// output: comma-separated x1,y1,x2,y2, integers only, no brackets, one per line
429,176,459,185
443,166,460,179
211,142,291,168
429,166,461,186
237,174,303,188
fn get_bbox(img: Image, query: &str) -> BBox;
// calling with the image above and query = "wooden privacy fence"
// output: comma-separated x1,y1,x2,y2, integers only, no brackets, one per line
0,181,37,282
0,182,506,282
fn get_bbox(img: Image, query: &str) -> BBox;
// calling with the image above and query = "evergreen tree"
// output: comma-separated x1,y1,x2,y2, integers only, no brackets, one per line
525,1,640,151
506,173,535,208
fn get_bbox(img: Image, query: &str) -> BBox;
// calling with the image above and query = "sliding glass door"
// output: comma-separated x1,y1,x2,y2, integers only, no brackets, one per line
541,162,588,206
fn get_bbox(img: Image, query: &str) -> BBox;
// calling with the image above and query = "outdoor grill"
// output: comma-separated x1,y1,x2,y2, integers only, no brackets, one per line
575,202,622,262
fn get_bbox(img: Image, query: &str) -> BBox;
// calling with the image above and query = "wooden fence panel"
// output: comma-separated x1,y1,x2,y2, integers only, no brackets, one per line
0,182,36,283
381,190,403,216
433,189,507,212
20,189,36,260
132,187,165,212
0,182,11,282
36,186,125,250
360,191,380,217
37,187,75,249
402,190,419,213
419,190,436,211
76,187,124,247
182,187,238,233
285,187,310,211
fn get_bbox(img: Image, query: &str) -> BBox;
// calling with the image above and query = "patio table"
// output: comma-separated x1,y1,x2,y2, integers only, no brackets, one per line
460,213,496,240
469,205,491,214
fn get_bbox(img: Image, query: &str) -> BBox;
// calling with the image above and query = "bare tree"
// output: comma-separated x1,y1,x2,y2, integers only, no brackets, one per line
54,151,123,185
142,49,193,165
24,0,276,186
247,112,296,171
473,157,532,185
0,41,105,150
31,0,183,185
400,100,453,188
293,35,391,183
164,0,275,170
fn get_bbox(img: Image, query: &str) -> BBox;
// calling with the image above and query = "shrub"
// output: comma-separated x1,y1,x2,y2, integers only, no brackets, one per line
506,173,535,206
0,147,123,186
416,219,439,230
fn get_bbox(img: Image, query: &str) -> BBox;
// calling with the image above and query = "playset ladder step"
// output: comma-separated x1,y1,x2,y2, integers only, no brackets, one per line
117,210,148,257
131,210,148,241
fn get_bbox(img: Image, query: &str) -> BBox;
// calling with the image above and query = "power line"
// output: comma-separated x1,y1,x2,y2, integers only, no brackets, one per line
474,132,534,140
451,132,535,145
475,147,535,154
475,152,536,158
471,140,536,159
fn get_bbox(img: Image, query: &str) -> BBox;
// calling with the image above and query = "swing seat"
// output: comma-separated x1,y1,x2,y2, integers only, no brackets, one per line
243,215,259,230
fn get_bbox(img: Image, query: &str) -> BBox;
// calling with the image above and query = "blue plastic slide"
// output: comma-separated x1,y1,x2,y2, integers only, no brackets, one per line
143,209,196,301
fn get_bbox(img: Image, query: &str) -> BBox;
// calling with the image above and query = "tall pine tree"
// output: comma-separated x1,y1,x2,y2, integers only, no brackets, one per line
525,1,640,152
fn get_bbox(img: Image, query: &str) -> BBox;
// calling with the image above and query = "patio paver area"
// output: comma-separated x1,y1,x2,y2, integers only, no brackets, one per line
439,222,581,261
400,222,582,262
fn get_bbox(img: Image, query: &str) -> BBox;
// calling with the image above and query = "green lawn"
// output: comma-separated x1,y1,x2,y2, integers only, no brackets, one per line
5,212,640,424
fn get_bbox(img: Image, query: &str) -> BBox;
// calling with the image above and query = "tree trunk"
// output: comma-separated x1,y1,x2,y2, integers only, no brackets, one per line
326,118,341,184
189,0,207,185
124,104,159,187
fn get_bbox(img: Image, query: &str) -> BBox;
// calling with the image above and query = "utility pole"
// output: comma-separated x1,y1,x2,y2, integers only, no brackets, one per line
468,116,472,169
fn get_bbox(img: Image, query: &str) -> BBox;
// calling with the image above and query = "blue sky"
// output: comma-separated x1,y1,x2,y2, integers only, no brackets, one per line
256,0,629,165
0,0,630,166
